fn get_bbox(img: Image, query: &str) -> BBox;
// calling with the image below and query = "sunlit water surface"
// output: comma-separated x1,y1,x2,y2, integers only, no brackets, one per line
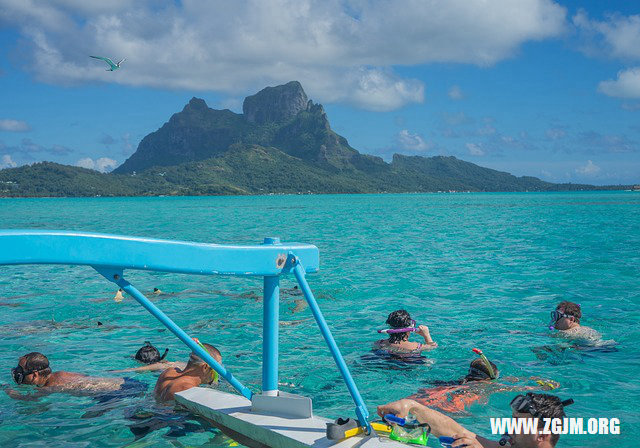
0,192,638,447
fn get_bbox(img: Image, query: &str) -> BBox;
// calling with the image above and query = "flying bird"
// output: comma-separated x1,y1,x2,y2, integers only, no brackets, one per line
90,55,126,71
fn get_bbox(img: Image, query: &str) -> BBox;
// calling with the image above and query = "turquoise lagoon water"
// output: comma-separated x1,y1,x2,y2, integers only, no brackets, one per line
0,192,638,447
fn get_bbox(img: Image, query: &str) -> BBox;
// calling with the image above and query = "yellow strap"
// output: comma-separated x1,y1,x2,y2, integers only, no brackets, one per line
343,423,392,439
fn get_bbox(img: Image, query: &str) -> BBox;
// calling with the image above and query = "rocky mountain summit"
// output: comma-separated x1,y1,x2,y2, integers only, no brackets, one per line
1,81,606,196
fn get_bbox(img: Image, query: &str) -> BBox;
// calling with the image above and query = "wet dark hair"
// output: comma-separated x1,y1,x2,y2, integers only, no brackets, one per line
22,352,52,377
463,358,499,382
386,309,413,344
530,393,567,446
557,301,581,323
135,341,168,364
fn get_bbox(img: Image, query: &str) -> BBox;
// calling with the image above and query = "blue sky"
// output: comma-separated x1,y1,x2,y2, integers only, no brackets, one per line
0,0,638,185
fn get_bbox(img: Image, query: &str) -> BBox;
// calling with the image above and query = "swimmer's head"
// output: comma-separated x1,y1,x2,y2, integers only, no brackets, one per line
511,393,569,447
464,357,499,382
385,309,413,343
551,301,581,330
13,352,52,386
187,342,222,385
135,341,168,364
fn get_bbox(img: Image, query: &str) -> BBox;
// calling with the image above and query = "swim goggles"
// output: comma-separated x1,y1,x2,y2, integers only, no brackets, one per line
11,365,46,384
510,393,574,417
192,338,220,384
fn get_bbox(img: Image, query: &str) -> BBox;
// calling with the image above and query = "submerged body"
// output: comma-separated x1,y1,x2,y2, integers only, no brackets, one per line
7,353,146,401
409,377,557,414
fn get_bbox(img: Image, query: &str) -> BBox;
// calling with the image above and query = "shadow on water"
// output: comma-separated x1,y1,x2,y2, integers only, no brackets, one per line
125,406,220,441
531,341,619,365
357,349,434,371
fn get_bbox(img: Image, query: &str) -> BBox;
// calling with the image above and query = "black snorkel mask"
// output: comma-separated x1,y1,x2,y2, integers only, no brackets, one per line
548,310,571,330
510,393,574,417
11,365,46,385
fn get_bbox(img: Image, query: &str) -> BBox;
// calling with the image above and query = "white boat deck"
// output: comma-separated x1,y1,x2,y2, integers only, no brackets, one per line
175,388,409,448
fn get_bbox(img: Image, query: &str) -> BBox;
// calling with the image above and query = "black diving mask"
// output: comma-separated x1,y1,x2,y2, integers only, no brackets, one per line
511,393,574,417
11,365,45,384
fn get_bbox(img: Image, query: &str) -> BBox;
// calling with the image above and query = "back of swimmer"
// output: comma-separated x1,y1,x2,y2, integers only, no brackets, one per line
376,309,437,353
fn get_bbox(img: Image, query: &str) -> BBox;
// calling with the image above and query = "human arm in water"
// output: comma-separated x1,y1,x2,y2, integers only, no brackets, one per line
110,361,186,374
416,325,437,349
3,384,50,401
377,399,500,447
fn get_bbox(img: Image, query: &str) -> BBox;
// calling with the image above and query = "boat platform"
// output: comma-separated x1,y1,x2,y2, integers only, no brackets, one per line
176,388,407,448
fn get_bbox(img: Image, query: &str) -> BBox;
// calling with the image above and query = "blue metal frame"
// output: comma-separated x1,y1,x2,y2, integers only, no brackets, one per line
0,230,370,430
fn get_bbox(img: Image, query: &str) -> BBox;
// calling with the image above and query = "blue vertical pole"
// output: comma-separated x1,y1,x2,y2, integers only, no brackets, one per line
109,275,253,400
291,258,371,434
262,237,280,396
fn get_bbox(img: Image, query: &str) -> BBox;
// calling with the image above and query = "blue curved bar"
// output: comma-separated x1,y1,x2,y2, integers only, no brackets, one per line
0,230,318,276
0,229,373,430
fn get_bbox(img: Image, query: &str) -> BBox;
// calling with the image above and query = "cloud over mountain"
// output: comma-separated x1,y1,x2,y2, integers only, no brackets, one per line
0,0,566,111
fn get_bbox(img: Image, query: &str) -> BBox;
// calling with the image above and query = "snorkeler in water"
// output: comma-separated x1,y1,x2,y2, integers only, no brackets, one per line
154,340,221,402
6,352,147,401
549,301,602,342
409,350,559,414
374,309,437,353
110,342,186,374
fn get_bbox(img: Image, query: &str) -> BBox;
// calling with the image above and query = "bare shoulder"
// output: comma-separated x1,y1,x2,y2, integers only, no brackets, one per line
158,367,182,380
50,371,87,384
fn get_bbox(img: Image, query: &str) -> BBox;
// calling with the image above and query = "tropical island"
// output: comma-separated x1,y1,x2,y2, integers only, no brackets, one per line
0,82,626,197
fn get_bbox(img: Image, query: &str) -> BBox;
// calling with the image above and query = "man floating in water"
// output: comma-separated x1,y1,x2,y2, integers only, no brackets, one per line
6,352,146,401
154,340,221,402
549,301,601,342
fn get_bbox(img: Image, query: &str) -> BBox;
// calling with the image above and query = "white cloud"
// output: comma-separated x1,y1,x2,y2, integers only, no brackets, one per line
398,129,429,152
448,85,464,100
0,0,566,111
466,142,485,156
96,157,117,172
0,119,30,132
75,156,117,172
576,160,600,175
598,67,640,98
573,10,640,60
76,157,95,169
1,154,17,168
345,68,424,111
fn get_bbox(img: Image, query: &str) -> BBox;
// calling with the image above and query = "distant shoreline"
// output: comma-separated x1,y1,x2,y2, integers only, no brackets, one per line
0,188,634,200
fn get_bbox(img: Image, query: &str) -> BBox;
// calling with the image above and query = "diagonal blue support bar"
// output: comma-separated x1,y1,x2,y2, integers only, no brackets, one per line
93,266,253,400
291,256,371,434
